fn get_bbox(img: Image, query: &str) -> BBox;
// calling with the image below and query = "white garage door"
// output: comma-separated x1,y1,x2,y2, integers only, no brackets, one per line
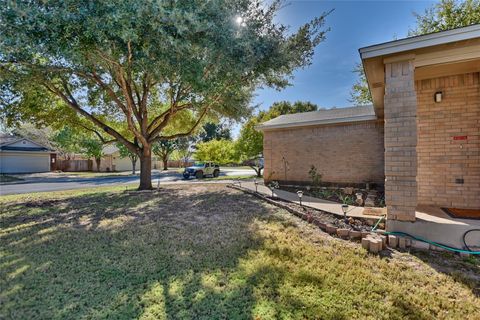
114,157,134,172
0,152,50,173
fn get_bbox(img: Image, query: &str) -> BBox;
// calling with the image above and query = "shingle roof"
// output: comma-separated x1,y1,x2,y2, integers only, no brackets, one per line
256,105,377,130
0,133,52,152
0,133,20,146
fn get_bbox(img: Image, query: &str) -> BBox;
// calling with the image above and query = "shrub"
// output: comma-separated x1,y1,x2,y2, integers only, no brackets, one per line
308,165,322,187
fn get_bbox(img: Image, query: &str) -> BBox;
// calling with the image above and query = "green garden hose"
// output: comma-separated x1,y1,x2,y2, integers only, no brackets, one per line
371,215,480,255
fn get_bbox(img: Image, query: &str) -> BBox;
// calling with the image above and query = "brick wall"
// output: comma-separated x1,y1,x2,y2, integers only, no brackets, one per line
416,72,480,209
384,60,418,222
263,120,385,185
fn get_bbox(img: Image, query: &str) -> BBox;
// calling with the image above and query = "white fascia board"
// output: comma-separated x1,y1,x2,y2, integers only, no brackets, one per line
359,24,480,59
255,115,378,131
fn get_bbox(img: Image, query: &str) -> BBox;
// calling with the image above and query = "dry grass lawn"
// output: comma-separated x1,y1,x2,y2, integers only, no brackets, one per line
0,184,479,319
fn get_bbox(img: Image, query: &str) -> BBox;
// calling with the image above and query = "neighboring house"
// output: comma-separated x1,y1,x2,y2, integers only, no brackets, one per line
258,25,480,247
92,144,136,172
258,105,385,186
97,145,191,172
0,134,55,173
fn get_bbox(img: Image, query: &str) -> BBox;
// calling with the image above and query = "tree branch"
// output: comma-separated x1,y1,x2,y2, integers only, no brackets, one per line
43,82,138,153
153,107,209,141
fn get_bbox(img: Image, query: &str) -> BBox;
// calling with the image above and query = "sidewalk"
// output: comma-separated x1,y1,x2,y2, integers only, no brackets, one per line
238,181,380,221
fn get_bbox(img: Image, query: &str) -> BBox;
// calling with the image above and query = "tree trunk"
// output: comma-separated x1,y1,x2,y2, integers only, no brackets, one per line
251,166,263,177
131,158,137,175
162,155,168,171
139,149,152,190
95,157,101,172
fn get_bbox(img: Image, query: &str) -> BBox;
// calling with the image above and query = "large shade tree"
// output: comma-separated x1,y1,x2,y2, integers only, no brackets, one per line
0,0,329,189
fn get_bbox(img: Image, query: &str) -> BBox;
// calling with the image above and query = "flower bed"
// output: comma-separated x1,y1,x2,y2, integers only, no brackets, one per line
227,185,384,240
280,185,385,208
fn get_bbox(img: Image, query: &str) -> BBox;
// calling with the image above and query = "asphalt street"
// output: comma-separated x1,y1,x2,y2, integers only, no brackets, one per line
0,168,255,195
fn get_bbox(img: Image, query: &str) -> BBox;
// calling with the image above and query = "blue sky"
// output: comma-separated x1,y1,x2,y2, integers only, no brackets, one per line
247,0,435,117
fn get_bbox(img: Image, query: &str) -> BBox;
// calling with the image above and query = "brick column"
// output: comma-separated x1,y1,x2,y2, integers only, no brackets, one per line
384,59,417,222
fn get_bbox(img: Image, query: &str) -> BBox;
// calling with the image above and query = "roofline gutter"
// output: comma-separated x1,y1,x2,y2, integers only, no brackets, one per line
255,114,378,131
359,24,480,59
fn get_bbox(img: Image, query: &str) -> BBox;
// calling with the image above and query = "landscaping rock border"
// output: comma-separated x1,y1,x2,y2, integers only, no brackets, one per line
228,184,387,253
228,184,476,257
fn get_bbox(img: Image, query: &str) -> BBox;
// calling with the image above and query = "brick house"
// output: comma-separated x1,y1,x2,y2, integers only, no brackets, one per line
258,25,480,247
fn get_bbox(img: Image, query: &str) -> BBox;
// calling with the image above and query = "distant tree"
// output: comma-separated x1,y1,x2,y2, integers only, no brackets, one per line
199,122,232,142
0,0,329,189
153,140,178,171
117,143,138,175
235,117,263,177
172,137,195,167
409,0,480,36
236,101,318,176
52,127,83,160
195,139,237,165
265,101,319,118
348,63,372,105
79,137,104,171
349,0,479,105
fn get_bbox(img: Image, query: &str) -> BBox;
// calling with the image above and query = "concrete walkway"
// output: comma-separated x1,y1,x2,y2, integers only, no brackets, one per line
237,181,380,221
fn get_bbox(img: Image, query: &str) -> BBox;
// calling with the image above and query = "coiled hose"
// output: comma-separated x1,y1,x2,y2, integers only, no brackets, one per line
371,215,480,255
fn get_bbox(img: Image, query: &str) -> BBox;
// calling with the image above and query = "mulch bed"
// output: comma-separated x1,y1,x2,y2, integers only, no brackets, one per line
228,185,378,233
280,185,385,208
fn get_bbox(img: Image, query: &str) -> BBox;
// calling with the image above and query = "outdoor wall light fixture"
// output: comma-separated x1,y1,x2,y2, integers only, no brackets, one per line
434,91,443,103
254,178,258,192
297,190,304,206
341,204,349,222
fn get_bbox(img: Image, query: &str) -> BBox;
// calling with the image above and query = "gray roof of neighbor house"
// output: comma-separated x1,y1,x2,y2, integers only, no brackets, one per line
0,133,19,146
256,105,377,131
0,133,52,152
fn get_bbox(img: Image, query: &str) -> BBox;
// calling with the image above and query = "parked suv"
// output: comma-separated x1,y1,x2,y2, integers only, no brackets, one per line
183,161,220,179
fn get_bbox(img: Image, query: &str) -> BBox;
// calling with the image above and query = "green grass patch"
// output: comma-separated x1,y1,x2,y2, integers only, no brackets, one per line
1,185,478,319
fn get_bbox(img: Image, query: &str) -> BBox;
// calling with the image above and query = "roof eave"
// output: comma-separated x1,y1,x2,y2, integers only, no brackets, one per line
255,115,378,131
359,24,480,59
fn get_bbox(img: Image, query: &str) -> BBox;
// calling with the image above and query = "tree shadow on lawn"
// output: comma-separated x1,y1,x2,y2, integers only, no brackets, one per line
0,185,320,319
2,186,479,319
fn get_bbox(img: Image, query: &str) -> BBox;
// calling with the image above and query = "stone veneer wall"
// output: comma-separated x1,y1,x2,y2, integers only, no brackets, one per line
416,72,480,209
262,120,385,185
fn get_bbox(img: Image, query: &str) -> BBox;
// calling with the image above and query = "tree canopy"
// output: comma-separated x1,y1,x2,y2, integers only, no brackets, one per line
348,63,372,105
409,0,480,36
0,0,329,189
153,139,179,170
195,139,237,164
198,122,232,142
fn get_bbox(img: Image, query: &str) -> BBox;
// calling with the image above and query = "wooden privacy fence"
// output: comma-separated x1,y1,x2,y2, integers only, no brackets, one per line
57,159,93,172
152,160,194,169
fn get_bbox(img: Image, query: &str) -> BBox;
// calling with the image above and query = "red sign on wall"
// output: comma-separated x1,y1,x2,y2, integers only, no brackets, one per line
453,136,468,141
